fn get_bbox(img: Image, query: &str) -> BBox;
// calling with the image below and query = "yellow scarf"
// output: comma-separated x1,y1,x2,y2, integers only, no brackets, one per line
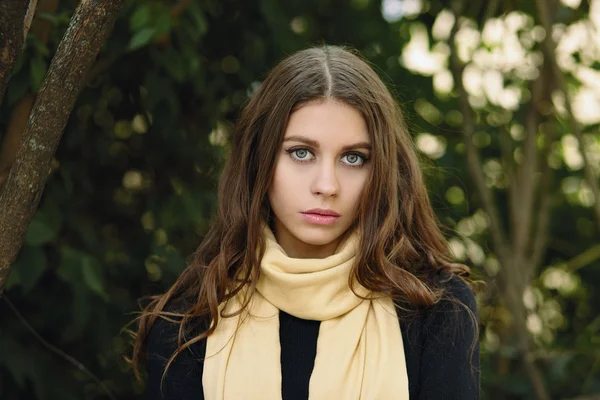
203,226,409,399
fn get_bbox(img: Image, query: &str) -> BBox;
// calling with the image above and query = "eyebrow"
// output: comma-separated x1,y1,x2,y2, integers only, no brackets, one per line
283,135,372,152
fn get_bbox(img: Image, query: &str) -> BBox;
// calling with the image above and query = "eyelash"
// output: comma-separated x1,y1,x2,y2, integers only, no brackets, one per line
285,147,370,168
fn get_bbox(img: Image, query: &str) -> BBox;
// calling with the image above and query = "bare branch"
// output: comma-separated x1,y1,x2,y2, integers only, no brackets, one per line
448,7,509,263
544,244,600,273
530,177,554,274
23,0,39,41
2,295,118,400
530,119,559,275
498,127,518,239
0,0,126,294
448,2,550,399
513,76,544,259
481,0,501,24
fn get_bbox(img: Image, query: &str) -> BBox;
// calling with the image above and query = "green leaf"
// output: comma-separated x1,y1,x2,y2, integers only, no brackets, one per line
29,54,47,93
36,12,60,25
4,269,20,290
188,5,208,37
58,246,108,300
30,36,50,56
82,257,108,300
128,27,156,51
39,199,63,232
24,218,56,246
155,12,172,36
130,6,151,31
14,246,46,293
57,246,82,283
158,48,185,82
12,50,27,74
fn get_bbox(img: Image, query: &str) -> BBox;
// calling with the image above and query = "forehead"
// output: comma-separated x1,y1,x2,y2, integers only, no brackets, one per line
284,100,370,144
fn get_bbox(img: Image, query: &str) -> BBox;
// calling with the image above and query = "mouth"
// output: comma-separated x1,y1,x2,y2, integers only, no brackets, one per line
302,208,340,217
300,208,341,225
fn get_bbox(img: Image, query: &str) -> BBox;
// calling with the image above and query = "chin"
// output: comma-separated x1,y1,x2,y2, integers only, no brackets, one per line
293,226,346,246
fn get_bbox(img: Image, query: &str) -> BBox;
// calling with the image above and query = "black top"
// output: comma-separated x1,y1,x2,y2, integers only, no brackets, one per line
146,274,480,399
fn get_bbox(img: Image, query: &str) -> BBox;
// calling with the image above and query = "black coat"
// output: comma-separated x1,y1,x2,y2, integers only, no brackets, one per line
146,273,480,400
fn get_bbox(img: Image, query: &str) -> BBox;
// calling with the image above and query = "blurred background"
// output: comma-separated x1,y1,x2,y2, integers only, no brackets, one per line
0,0,599,399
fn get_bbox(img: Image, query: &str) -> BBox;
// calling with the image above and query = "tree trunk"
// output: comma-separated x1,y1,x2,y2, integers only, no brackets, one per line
0,0,61,191
0,1,29,108
0,0,125,295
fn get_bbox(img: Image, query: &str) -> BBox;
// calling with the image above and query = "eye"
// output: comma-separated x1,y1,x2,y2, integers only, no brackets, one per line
286,147,315,162
342,152,367,167
294,149,310,159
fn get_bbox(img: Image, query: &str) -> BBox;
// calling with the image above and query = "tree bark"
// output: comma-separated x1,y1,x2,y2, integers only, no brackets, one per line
0,1,29,108
0,0,125,295
0,0,61,191
23,0,40,42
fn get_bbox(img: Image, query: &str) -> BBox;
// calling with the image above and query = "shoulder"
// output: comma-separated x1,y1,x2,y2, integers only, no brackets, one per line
434,273,477,312
146,304,208,363
423,272,479,346
399,272,478,349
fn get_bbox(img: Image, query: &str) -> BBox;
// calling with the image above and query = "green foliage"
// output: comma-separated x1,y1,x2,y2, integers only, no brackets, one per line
1,0,599,399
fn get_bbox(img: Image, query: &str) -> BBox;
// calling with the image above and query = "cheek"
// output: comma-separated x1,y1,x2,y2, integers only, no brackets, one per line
343,170,370,212
268,160,293,209
345,169,369,195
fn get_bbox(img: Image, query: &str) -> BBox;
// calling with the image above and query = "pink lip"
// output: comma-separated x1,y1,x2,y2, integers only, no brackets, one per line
302,208,340,217
300,209,340,225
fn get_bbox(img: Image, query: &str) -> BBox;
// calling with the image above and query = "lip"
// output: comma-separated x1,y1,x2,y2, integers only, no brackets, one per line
300,209,340,225
301,208,341,217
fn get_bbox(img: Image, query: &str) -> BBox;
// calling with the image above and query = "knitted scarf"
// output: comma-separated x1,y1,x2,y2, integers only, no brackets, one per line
203,226,409,399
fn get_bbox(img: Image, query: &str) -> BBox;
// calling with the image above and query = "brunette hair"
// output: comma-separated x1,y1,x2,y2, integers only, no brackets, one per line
129,45,475,380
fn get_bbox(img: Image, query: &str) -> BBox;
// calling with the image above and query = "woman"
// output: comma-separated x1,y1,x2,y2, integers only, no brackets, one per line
131,45,480,399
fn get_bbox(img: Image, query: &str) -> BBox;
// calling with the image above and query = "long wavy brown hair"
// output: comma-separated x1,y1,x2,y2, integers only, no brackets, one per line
129,45,474,381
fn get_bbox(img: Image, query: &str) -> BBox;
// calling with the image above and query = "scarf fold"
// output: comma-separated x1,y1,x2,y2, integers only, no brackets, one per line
203,226,409,399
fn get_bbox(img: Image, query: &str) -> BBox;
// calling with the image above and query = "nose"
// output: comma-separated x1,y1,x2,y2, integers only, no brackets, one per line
310,160,339,197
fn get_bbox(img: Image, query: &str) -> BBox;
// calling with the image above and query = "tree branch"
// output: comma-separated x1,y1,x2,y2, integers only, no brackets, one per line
0,0,125,294
530,167,554,276
481,0,501,24
0,1,29,107
498,127,518,240
530,115,559,275
449,2,550,399
513,76,544,259
448,5,509,263
535,0,600,231
2,295,118,400
0,0,61,193
544,244,600,273
23,0,39,42
0,94,35,190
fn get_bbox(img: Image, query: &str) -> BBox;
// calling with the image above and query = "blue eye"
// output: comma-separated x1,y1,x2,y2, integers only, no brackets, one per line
287,147,314,162
342,153,366,167
294,149,310,159
285,147,368,167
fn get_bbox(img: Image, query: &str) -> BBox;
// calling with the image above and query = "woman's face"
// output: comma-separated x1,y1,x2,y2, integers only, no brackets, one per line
268,100,371,259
